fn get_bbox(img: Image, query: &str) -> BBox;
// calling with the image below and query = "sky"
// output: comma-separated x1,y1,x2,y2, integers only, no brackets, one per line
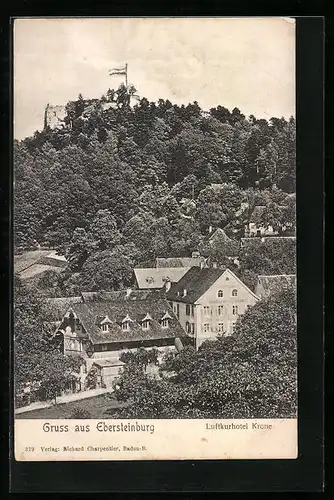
14,17,295,140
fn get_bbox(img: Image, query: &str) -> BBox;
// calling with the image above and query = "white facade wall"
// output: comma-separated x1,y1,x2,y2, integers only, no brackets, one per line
172,270,258,350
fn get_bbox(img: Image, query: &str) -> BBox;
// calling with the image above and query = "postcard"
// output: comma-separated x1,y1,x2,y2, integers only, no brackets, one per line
13,17,297,461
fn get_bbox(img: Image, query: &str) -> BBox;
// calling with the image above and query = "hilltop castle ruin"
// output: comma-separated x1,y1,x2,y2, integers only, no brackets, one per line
44,103,66,130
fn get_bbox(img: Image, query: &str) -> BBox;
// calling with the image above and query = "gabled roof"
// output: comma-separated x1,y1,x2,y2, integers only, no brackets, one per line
122,313,133,323
161,311,173,320
256,274,297,297
134,267,191,289
167,267,259,304
45,296,82,321
142,313,153,322
64,292,187,345
100,315,112,324
93,359,125,369
206,227,231,242
203,228,239,256
166,267,225,304
155,257,205,268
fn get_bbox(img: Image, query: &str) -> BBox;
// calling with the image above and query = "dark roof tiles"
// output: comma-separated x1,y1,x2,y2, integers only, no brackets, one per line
68,292,186,344
166,267,225,304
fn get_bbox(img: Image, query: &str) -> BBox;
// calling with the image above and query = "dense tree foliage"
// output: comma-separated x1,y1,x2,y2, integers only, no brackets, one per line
112,286,297,418
14,87,296,293
14,275,83,405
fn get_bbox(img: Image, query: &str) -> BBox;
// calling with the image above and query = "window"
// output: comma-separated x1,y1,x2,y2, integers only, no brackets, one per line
203,306,211,317
232,305,238,315
203,323,211,333
101,324,109,332
142,320,150,330
218,290,223,298
191,305,194,316
218,305,224,316
190,323,195,334
122,322,129,331
185,321,190,333
186,304,191,316
232,289,238,297
101,344,108,351
217,322,224,333
176,303,180,319
161,319,169,329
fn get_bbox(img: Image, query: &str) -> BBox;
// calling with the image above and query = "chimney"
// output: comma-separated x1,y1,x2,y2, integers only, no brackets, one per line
212,262,218,268
126,288,132,298
183,288,187,297
209,225,213,234
165,279,171,292
192,251,200,258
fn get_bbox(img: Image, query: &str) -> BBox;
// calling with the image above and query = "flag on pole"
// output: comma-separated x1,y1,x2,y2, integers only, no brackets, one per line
109,66,126,76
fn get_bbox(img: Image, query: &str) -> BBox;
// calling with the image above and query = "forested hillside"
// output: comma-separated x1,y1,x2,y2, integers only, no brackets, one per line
14,85,296,294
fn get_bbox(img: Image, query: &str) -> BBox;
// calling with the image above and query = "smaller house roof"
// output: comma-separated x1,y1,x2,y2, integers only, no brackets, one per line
203,228,239,256
134,267,191,289
93,359,125,368
45,251,67,262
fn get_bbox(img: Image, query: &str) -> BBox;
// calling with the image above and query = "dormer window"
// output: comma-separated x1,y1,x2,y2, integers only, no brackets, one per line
100,315,112,332
161,311,172,329
141,313,152,331
218,290,223,298
121,314,133,331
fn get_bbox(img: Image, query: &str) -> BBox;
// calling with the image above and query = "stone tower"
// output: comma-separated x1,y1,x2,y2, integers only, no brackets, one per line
44,103,66,130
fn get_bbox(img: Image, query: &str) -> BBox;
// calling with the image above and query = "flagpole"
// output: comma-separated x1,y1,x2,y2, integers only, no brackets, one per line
125,63,128,88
